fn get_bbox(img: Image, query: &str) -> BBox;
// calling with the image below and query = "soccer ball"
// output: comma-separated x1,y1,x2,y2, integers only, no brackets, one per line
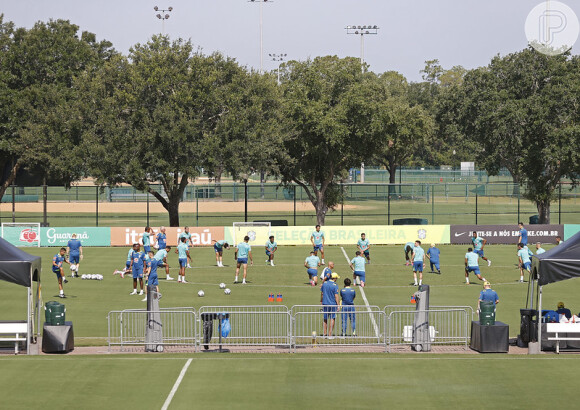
97,274,103,281
197,290,205,297
224,288,231,295
81,274,87,280
219,283,226,289
70,264,77,271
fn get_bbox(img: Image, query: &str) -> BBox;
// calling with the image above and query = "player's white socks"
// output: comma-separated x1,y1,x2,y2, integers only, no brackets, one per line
235,276,238,283
178,276,182,282
520,275,524,282
482,278,486,282
270,261,275,266
419,280,422,285
242,279,246,284
59,289,64,295
466,279,470,284
322,259,325,264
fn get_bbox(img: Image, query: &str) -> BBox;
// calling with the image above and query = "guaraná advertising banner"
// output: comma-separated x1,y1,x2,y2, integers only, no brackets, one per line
42,227,111,247
450,224,563,245
110,227,224,247
225,225,450,246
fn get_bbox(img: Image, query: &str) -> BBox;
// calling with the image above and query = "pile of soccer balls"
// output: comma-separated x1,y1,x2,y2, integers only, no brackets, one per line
197,283,231,297
81,274,103,280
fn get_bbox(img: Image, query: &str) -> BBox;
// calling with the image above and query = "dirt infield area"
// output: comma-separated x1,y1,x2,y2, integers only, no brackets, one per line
0,201,365,214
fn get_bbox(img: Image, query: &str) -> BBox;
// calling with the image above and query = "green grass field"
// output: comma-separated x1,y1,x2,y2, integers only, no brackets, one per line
1,243,578,409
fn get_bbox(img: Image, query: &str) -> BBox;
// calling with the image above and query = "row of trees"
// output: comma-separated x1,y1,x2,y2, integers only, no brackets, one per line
1,17,579,225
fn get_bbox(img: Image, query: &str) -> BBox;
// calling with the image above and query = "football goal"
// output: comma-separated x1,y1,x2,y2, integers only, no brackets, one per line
232,222,271,246
1,222,41,247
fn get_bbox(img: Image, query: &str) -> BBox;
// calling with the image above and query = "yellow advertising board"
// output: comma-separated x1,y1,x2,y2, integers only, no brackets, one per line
224,225,450,246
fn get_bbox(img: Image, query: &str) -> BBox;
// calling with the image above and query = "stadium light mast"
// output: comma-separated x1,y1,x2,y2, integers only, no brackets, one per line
248,0,272,74
269,53,287,84
154,6,173,35
345,25,379,72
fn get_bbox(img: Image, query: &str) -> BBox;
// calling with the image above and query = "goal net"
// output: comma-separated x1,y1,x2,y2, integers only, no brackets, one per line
232,222,271,246
1,223,41,247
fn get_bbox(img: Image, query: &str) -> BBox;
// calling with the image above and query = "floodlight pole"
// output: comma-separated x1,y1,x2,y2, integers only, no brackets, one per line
154,6,173,35
249,0,272,74
269,53,287,85
345,25,379,72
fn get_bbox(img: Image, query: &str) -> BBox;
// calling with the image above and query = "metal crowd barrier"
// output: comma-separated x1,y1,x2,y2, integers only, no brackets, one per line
107,308,196,352
383,305,475,321
197,306,292,349
385,308,471,352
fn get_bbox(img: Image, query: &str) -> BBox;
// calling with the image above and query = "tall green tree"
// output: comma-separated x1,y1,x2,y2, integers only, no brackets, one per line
455,48,580,223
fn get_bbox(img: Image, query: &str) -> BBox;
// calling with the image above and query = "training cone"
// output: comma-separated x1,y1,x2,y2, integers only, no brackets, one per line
268,293,274,302
410,295,416,304
276,293,283,302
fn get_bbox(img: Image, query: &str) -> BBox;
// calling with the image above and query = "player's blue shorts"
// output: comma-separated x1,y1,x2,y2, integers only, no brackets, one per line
133,270,143,279
266,250,273,256
237,258,248,265
413,261,423,272
467,266,481,276
323,305,337,320
474,249,484,258
52,268,62,276
430,260,440,270
353,271,366,283
69,253,80,264
179,258,187,267
149,273,159,286
313,244,323,252
214,244,223,253
523,261,531,271
363,250,370,257
307,268,318,278
125,261,131,269
143,245,151,253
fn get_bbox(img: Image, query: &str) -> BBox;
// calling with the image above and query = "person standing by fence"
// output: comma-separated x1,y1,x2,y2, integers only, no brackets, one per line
340,278,356,337
321,272,339,339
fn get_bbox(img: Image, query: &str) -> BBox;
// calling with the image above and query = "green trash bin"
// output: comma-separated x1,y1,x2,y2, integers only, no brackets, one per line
480,300,496,326
44,301,66,326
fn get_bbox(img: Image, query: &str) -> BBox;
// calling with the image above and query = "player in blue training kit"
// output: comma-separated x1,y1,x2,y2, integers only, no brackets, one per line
321,272,340,338
404,242,414,266
471,231,492,267
175,237,192,283
156,227,167,250
518,222,528,246
143,251,165,301
464,247,486,285
349,251,367,287
212,239,230,267
114,247,134,277
265,235,277,267
154,245,174,281
66,233,83,278
305,251,321,286
52,247,69,298
517,242,532,283
412,241,425,286
340,278,356,337
129,243,147,296
357,233,371,263
320,261,334,285
179,227,193,267
426,243,441,274
311,225,325,265
234,236,253,284
142,226,152,254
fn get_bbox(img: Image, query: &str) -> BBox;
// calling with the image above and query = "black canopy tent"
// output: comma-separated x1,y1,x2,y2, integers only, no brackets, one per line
0,237,42,354
531,231,580,350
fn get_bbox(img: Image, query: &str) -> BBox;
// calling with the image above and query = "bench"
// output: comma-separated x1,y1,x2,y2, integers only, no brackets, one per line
546,322,580,354
0,321,28,354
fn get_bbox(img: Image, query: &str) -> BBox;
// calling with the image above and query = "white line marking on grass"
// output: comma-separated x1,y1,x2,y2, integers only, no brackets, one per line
341,247,380,338
161,358,192,410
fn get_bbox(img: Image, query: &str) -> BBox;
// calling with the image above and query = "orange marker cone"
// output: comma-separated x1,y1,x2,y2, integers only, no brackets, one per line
410,295,416,304
268,293,274,302
276,293,282,302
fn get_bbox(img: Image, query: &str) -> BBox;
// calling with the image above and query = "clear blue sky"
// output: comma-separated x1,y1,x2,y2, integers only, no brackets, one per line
2,0,579,81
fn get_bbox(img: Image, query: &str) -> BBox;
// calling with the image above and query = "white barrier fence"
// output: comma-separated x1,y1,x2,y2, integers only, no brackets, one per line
107,305,472,352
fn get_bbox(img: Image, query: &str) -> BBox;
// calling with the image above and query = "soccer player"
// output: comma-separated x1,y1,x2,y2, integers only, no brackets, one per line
471,231,491,267
175,236,192,283
556,236,564,245
464,247,486,285
349,251,367,287
154,245,174,281
129,243,147,295
478,281,499,313
179,227,193,267
518,222,528,246
52,247,69,298
320,272,339,339
66,233,83,278
357,233,371,264
411,240,425,286
426,243,441,274
113,247,134,277
320,261,334,284
212,239,230,267
234,236,252,284
265,235,277,267
535,242,546,255
404,242,414,266
311,225,325,265
340,278,356,337
143,251,164,302
142,226,152,254
305,251,321,286
156,226,167,250
517,242,532,283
